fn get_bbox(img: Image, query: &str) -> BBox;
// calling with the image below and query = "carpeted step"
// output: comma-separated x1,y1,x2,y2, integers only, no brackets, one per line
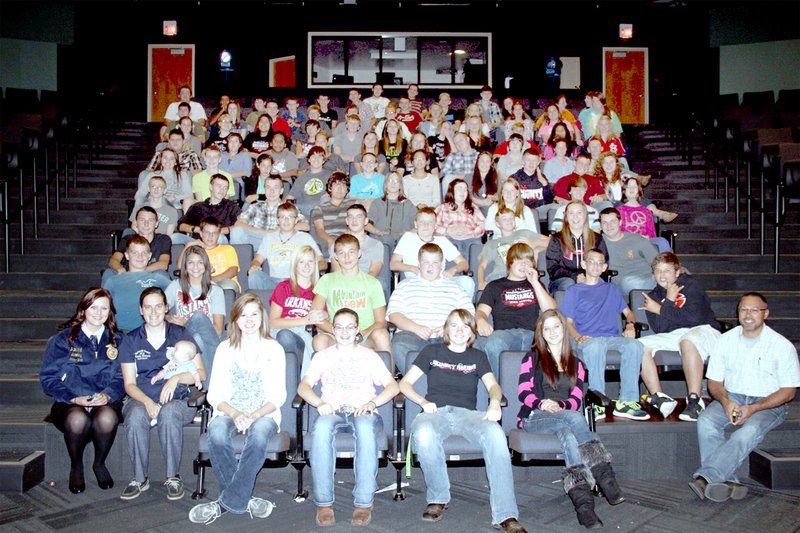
0,376,50,405
0,273,102,291
0,341,48,375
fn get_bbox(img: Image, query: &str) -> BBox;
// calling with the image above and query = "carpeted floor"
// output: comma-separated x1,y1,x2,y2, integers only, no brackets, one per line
1,465,797,532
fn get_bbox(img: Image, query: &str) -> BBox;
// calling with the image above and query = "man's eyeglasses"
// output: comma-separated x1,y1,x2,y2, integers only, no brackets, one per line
738,308,767,315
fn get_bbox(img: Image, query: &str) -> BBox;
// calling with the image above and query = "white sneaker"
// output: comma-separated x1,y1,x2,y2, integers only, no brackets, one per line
248,497,275,519
648,392,678,418
189,500,224,524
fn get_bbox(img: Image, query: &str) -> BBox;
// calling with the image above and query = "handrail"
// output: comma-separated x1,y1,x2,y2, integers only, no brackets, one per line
701,113,794,274
1,117,86,272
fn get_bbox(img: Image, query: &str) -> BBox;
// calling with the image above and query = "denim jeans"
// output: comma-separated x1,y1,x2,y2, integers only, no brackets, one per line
185,313,222,386
474,328,534,375
411,406,519,525
229,225,267,250
694,393,788,483
613,274,656,300
122,398,196,482
549,276,575,294
310,412,383,507
651,237,672,253
575,336,643,402
391,331,443,373
248,269,283,292
271,327,313,377
208,415,278,514
523,409,594,467
451,237,481,262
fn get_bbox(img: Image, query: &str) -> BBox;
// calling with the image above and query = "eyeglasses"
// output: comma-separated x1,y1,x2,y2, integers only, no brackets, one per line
738,308,767,315
333,324,358,332
586,260,606,266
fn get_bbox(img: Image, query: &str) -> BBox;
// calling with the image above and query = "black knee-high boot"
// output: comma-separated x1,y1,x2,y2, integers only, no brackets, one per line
564,464,602,529
578,440,624,505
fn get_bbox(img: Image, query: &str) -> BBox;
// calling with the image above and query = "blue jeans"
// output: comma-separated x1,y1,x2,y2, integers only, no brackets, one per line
229,225,267,250
694,393,788,483
523,409,594,467
272,327,313,377
549,276,575,294
391,331,443,374
411,406,519,525
613,274,656,299
248,269,283,292
185,313,222,386
208,415,278,513
651,237,672,253
310,412,383,507
576,336,643,402
451,237,481,262
474,328,534,375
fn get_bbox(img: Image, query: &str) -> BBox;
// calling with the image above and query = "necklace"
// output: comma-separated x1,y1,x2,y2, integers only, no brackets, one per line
279,232,294,245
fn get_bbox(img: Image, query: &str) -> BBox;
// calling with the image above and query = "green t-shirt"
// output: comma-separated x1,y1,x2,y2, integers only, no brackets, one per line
313,271,386,329
192,170,234,200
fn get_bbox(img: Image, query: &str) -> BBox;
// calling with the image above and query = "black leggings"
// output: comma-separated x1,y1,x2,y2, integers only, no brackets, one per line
50,401,123,473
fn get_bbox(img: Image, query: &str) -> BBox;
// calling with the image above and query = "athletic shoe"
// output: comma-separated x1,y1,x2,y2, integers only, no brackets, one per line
612,401,650,421
120,478,149,500
593,406,606,421
645,392,678,418
679,394,706,422
189,500,224,524
248,497,275,519
164,476,184,500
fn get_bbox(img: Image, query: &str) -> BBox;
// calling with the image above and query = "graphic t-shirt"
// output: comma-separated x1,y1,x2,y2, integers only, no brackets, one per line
413,344,492,410
305,344,392,409
269,279,314,318
478,277,540,331
313,271,386,330
165,281,225,319
118,322,195,402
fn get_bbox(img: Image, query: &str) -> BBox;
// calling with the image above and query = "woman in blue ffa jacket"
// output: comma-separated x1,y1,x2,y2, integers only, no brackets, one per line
40,287,125,494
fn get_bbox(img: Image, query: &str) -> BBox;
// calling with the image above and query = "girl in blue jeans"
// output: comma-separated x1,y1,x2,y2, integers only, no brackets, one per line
166,245,225,382
517,309,624,529
188,293,287,524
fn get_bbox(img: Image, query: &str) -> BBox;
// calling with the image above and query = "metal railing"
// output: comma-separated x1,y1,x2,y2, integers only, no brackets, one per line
701,117,798,273
1,116,90,272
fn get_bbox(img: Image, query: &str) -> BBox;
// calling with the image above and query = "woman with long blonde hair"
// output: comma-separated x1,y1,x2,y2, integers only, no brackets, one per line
268,246,327,376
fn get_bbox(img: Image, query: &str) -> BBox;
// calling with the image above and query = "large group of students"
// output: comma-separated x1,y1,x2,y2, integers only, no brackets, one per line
39,83,798,530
